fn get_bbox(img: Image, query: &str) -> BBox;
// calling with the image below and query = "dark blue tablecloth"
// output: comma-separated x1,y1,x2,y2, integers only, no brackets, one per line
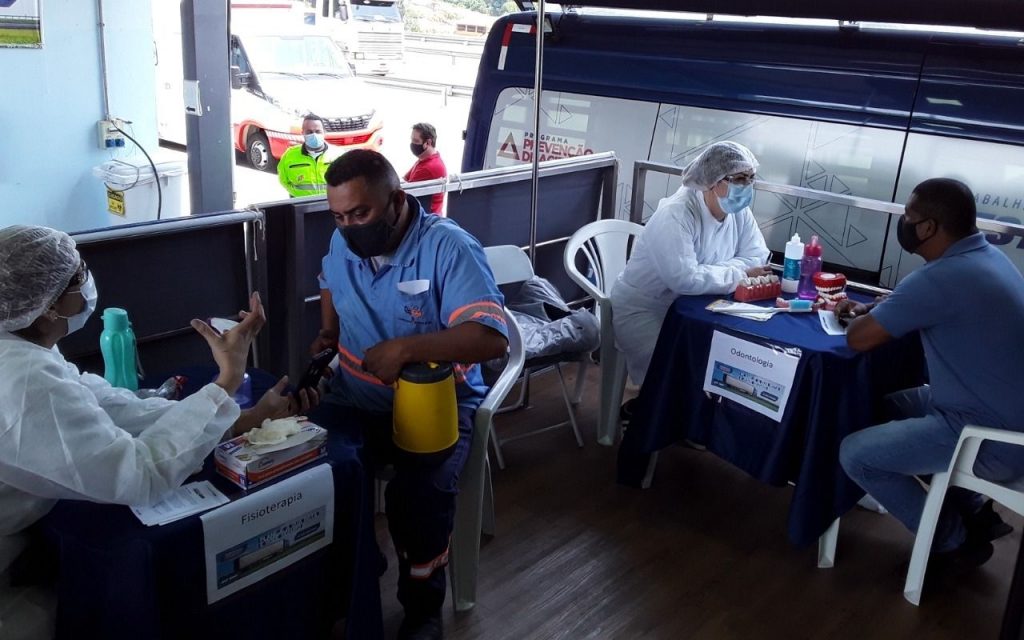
39,368,384,640
618,294,926,547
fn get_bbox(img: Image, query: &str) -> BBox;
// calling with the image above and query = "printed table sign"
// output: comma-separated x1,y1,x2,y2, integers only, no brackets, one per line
702,330,801,422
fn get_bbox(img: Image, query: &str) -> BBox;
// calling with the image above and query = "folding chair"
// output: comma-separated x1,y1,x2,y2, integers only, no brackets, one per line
483,245,586,469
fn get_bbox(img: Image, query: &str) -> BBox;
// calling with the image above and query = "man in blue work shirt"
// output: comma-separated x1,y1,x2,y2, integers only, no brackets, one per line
308,149,507,639
838,177,1024,577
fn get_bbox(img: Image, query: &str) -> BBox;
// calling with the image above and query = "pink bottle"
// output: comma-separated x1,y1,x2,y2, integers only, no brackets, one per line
797,235,823,300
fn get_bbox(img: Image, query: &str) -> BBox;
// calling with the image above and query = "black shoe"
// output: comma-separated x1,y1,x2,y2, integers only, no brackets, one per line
899,537,994,592
929,537,994,580
397,611,443,640
620,398,638,425
966,499,1013,543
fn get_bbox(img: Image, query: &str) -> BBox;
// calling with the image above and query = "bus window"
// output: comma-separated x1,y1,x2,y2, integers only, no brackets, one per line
883,134,1024,285
482,86,905,277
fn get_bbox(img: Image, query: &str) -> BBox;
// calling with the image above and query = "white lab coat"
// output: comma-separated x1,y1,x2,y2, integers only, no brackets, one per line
610,186,770,385
0,331,241,537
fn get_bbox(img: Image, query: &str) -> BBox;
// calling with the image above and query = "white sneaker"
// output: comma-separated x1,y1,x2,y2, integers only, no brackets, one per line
856,494,888,514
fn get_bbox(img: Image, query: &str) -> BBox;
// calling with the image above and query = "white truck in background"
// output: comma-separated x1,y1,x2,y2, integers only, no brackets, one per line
153,0,384,171
302,0,404,76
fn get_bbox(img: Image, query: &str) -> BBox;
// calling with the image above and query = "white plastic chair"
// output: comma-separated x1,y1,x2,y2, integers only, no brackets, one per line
563,220,643,446
904,425,1024,605
449,308,525,611
482,245,586,469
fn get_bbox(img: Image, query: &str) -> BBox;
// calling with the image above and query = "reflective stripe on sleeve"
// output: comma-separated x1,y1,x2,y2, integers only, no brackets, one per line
408,545,450,580
447,301,505,328
337,345,387,386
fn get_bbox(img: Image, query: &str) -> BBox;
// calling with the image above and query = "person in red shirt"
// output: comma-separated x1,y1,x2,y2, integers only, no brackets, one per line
404,123,447,215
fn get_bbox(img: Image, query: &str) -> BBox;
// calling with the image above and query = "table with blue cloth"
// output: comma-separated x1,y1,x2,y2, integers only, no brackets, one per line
617,293,926,548
38,368,384,640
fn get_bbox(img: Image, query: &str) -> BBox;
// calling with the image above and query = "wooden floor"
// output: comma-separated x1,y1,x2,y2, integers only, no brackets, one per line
374,366,1020,639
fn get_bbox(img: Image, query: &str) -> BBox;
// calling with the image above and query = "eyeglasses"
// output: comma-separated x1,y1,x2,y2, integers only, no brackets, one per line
723,173,757,186
69,261,90,289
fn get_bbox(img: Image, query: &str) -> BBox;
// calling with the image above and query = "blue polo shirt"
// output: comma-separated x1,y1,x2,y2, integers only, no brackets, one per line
871,232,1024,431
318,196,507,412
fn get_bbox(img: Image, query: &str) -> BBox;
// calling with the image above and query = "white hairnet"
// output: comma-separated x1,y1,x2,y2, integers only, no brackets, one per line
681,141,759,190
0,225,79,332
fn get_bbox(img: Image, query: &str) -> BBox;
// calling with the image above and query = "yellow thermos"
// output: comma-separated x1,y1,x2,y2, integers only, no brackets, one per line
392,362,459,456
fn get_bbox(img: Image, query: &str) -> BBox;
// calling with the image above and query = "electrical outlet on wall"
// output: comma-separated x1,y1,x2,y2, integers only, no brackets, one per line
97,118,127,149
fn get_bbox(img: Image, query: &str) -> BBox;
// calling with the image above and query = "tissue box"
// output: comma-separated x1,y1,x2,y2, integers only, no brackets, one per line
215,424,328,489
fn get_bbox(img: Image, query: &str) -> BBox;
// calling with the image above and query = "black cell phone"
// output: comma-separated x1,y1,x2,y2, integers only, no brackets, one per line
297,347,337,391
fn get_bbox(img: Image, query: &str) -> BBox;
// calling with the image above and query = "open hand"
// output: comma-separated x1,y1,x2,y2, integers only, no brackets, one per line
191,292,265,394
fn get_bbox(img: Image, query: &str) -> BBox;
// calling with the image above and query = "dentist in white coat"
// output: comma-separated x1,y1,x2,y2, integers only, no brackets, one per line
611,141,770,409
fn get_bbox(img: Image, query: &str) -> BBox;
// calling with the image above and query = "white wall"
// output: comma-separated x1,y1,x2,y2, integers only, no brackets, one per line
0,0,158,232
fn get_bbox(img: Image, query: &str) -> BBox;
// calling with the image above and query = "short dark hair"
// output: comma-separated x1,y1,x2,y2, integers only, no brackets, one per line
412,122,437,145
302,113,323,125
325,149,400,197
909,178,977,239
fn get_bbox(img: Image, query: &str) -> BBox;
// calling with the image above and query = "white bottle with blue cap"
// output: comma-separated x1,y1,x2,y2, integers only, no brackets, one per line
782,233,803,294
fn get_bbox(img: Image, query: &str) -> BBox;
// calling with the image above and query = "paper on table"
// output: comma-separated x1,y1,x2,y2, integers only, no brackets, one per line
818,310,847,336
131,481,229,526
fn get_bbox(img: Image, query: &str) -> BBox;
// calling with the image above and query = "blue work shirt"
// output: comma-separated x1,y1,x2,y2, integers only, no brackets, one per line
318,196,507,412
871,232,1024,431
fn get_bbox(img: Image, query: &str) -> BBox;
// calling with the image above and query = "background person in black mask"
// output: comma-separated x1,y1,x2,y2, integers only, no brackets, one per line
309,150,507,640
403,123,447,215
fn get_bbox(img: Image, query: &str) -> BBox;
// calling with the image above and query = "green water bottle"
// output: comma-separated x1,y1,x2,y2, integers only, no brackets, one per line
100,308,139,391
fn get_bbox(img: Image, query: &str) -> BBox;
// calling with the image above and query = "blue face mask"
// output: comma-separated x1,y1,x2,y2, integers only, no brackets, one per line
718,182,754,215
304,132,325,150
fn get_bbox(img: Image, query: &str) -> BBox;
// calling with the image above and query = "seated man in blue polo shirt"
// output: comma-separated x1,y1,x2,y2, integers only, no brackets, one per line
837,177,1024,575
308,149,508,640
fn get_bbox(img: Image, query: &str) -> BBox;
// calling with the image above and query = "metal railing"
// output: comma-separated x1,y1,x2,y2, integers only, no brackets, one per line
403,32,487,48
405,153,619,256
359,75,475,100
405,45,482,59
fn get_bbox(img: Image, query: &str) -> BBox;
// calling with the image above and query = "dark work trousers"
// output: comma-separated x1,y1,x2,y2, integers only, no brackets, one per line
309,400,474,618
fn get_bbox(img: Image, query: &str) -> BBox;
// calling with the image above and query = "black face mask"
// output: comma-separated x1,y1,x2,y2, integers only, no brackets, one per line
410,142,425,157
896,217,934,254
342,201,399,259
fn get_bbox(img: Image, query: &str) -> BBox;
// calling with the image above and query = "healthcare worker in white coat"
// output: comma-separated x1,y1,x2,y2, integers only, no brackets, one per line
611,141,771,405
0,226,317,625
